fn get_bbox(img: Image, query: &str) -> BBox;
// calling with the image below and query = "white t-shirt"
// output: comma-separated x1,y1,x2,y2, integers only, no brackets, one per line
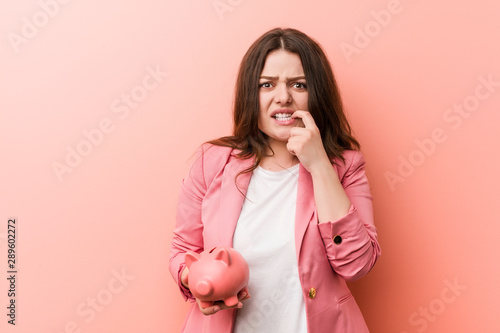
232,164,307,333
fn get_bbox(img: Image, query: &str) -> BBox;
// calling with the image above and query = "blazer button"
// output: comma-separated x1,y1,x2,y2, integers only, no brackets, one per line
308,288,316,299
333,235,342,245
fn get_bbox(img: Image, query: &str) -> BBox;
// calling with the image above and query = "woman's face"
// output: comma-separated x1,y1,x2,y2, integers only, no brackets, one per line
258,50,309,146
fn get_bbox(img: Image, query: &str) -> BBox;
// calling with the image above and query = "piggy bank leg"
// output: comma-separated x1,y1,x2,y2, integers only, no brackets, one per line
223,295,239,307
198,300,214,309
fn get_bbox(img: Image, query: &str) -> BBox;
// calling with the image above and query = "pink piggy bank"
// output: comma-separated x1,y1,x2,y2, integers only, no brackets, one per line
185,246,249,309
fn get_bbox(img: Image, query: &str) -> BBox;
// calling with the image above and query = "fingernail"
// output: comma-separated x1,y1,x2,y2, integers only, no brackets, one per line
213,307,220,313
240,292,247,298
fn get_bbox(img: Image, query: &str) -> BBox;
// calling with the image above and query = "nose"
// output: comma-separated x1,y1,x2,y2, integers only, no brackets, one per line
274,83,291,104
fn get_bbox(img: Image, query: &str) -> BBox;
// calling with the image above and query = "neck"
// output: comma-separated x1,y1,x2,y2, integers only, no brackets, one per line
260,140,299,171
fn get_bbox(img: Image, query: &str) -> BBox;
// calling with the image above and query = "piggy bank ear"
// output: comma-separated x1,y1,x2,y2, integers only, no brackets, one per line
185,251,200,268
214,248,232,266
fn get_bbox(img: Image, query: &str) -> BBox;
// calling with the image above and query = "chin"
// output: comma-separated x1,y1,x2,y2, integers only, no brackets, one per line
267,133,291,144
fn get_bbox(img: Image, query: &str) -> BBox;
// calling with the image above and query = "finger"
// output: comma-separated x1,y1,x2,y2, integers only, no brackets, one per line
286,141,298,156
196,298,223,313
201,295,245,310
238,291,250,301
289,126,309,137
294,117,305,128
199,304,221,315
292,110,317,129
180,267,189,288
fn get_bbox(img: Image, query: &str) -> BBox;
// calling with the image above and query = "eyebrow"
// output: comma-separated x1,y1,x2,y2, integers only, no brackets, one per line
259,75,306,80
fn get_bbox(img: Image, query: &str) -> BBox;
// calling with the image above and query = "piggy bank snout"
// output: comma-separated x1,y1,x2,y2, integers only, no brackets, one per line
195,279,214,297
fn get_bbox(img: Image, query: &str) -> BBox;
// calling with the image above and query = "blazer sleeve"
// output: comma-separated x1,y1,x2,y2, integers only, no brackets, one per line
169,146,208,302
169,144,233,301
317,151,381,281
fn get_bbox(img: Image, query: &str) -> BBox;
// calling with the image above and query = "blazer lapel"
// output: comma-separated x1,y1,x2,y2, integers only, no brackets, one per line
295,164,316,260
217,154,255,247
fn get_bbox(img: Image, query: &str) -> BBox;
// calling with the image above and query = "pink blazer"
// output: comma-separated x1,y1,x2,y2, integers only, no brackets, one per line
169,144,381,333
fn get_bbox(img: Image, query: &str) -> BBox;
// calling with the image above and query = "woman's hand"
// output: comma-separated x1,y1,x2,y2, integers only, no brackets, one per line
287,110,331,173
181,266,190,288
196,290,250,316
180,266,251,316
288,110,351,222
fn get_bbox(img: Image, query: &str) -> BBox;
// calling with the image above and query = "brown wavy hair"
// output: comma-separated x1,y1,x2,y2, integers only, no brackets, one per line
209,27,359,173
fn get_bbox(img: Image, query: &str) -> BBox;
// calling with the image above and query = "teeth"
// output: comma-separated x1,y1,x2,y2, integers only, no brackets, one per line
274,113,292,121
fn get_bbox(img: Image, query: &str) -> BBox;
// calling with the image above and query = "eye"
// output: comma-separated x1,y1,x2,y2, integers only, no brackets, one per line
259,82,273,88
292,82,307,89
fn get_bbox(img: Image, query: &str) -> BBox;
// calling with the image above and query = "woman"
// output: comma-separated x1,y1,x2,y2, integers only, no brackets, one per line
169,27,381,332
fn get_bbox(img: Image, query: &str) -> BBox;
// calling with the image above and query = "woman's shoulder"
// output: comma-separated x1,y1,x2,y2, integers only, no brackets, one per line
341,149,365,164
190,143,238,172
332,149,367,179
183,144,234,187
197,142,236,159
333,149,365,165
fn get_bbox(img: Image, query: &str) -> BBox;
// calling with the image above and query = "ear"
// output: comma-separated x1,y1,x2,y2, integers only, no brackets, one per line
184,251,200,268
214,248,232,266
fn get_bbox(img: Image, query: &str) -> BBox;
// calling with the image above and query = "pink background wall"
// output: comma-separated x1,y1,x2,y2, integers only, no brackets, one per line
1,0,499,332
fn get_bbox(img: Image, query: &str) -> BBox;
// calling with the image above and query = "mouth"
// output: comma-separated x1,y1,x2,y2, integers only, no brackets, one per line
272,113,293,122
271,109,295,124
